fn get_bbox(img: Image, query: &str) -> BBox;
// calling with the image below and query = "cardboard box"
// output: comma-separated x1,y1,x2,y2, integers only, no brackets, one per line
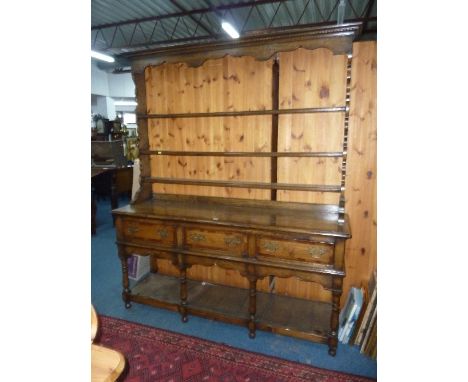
127,254,150,281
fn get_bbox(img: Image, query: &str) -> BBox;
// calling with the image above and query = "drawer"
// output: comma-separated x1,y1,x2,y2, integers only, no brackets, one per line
121,218,175,246
257,237,333,265
184,226,247,256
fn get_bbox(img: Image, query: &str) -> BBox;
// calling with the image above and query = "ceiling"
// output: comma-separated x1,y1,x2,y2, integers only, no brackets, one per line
92,0,376,62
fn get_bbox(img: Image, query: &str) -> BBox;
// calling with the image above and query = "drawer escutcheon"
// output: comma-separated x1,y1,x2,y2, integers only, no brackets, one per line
127,226,139,234
263,241,279,252
157,228,169,238
189,233,206,242
224,236,242,247
308,247,327,258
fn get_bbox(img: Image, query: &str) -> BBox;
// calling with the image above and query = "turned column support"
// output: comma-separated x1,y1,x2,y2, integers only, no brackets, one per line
248,275,258,339
117,245,132,309
246,234,258,338
328,276,343,356
178,253,188,323
176,227,188,322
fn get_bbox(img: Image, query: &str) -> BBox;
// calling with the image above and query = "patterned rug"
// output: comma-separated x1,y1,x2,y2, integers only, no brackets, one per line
96,316,375,382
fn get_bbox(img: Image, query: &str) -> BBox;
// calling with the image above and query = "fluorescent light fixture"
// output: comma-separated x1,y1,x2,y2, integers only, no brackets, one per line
221,21,240,39
91,50,115,63
114,100,138,106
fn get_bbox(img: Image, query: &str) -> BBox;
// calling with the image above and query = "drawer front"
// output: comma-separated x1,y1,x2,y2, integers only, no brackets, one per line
185,226,247,256
121,218,175,246
257,237,333,265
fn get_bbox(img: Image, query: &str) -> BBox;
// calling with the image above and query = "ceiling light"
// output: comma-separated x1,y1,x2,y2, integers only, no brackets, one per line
221,21,240,39
114,100,137,106
91,50,115,63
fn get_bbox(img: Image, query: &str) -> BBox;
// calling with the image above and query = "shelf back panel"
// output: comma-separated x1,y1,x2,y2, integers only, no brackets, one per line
146,56,273,200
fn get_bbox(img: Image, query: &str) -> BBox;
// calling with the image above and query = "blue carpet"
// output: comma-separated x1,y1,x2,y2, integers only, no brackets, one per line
91,197,377,379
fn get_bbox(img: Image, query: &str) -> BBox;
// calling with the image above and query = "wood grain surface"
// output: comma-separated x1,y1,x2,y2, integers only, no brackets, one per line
277,48,347,205
342,41,377,306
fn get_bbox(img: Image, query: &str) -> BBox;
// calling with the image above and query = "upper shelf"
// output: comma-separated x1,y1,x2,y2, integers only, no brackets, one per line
138,106,347,119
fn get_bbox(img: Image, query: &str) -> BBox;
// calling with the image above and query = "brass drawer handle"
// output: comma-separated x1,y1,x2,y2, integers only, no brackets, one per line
127,226,139,234
224,236,242,247
189,233,206,242
263,241,279,252
309,247,327,258
157,228,169,239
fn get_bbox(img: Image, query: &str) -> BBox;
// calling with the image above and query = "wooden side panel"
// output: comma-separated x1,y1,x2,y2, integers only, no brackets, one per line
154,259,270,291
277,48,347,205
274,278,332,303
342,41,377,307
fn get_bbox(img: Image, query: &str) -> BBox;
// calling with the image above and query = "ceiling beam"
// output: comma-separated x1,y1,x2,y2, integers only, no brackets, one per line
91,0,284,30
362,0,376,34
110,18,371,55
169,0,214,36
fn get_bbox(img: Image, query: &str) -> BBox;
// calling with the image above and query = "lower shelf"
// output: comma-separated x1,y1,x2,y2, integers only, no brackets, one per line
130,273,331,343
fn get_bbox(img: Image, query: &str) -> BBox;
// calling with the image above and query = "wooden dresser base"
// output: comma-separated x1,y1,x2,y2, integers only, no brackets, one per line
113,195,350,356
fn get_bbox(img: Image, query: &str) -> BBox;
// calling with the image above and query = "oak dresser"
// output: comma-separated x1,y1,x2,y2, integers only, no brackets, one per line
112,23,360,356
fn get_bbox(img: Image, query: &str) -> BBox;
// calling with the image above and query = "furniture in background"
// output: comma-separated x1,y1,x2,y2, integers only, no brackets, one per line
91,136,133,234
91,305,125,382
92,166,133,235
92,140,127,168
113,23,360,356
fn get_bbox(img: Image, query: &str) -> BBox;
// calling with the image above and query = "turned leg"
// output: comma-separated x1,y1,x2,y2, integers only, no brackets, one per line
179,266,188,322
150,256,159,274
248,277,257,339
118,246,132,309
328,277,343,356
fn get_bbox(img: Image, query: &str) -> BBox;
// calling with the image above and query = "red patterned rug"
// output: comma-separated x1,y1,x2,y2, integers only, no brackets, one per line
96,316,375,382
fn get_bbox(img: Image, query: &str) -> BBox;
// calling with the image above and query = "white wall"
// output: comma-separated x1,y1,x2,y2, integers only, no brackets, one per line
91,60,136,119
108,72,135,98
91,61,109,96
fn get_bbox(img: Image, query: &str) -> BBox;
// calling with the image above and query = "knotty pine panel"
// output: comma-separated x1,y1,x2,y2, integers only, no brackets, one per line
148,116,271,199
276,48,347,205
342,41,377,307
147,56,273,113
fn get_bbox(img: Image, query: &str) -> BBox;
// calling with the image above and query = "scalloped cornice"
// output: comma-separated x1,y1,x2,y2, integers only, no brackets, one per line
126,22,362,72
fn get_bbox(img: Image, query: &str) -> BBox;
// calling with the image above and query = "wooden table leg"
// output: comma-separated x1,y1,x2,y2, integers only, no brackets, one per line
248,276,257,339
328,277,343,356
110,171,118,225
178,255,188,323
118,245,132,309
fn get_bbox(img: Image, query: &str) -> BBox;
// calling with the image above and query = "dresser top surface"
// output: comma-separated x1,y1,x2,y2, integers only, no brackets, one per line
113,194,351,238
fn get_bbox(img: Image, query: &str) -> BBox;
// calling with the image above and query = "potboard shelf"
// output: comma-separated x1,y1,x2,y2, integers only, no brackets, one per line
130,273,331,342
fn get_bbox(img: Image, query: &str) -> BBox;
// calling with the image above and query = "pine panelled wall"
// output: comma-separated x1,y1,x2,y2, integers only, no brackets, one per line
141,41,376,308
343,41,377,301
